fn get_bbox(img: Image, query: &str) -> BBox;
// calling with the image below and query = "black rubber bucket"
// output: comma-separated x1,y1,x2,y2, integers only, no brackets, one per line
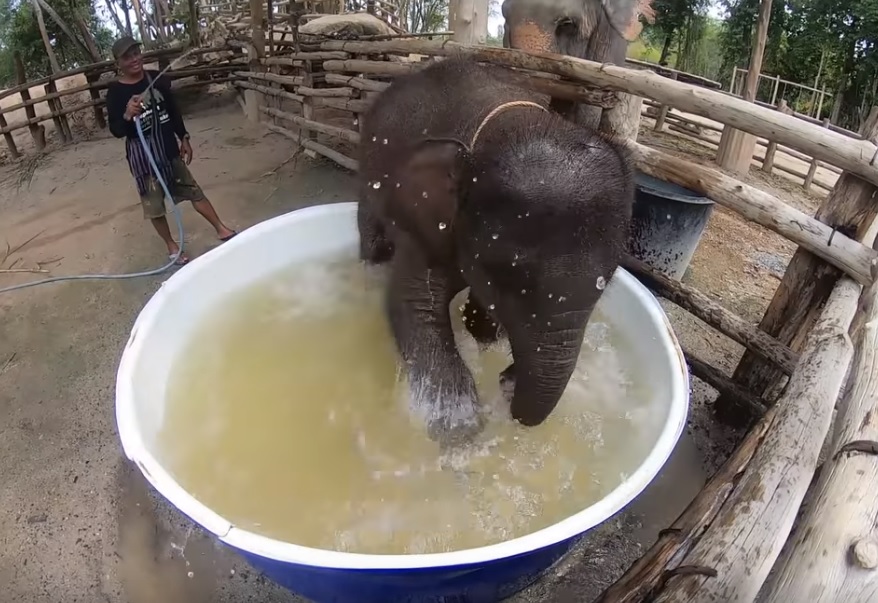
628,172,715,280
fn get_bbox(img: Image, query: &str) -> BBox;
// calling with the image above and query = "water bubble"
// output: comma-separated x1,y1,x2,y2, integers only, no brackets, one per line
438,222,447,230
372,181,381,189
491,233,499,240
596,276,607,290
489,304,495,310
187,571,195,579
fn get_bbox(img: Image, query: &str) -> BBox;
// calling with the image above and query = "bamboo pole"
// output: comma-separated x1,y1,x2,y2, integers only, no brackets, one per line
12,53,46,151
260,106,359,143
30,0,61,74
234,80,304,103
762,232,878,602
316,40,878,188
265,122,358,170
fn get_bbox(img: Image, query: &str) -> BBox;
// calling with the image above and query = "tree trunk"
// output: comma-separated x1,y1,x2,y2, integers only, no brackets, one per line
121,0,134,37
73,12,103,62
35,0,92,60
659,31,673,65
187,0,200,45
130,0,152,47
104,0,127,36
30,0,61,73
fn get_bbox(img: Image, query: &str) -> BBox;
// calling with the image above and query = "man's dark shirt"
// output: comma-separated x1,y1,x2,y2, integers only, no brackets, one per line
106,71,188,195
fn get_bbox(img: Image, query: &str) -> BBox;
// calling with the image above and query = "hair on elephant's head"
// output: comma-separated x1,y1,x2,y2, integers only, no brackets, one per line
501,0,655,64
386,118,633,427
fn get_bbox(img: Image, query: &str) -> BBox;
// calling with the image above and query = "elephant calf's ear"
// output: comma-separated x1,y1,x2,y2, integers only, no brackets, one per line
602,0,655,41
390,140,469,261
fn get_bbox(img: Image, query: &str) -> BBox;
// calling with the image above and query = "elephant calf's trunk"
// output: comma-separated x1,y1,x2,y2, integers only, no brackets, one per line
510,336,583,426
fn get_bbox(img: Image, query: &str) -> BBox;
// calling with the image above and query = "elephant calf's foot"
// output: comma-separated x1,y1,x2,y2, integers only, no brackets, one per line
410,375,485,447
461,295,502,347
499,364,516,403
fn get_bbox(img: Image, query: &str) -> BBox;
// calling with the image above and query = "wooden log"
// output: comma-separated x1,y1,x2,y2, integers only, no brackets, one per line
322,58,418,77
172,76,236,90
44,81,71,142
597,402,781,603
235,70,304,86
682,347,767,415
296,86,354,98
645,277,859,603
0,113,20,158
262,56,304,67
235,80,304,103
628,141,876,286
762,234,878,602
265,122,358,171
653,73,677,131
324,73,389,92
13,52,45,151
264,51,349,61
621,255,797,374
317,40,878,188
601,91,643,141
312,97,371,113
718,108,878,424
85,73,106,130
0,100,103,136
260,106,359,143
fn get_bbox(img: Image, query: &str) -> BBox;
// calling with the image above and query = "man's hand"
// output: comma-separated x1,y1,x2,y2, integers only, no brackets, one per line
124,95,143,121
180,137,193,164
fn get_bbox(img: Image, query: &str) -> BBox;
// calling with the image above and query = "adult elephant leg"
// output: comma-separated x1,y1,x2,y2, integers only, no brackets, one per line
461,291,503,346
387,245,484,445
357,199,394,264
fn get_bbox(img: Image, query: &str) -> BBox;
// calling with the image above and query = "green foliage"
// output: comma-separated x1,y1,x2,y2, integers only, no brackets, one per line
0,0,115,86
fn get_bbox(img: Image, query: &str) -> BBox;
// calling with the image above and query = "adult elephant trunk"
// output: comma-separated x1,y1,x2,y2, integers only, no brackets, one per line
505,312,587,426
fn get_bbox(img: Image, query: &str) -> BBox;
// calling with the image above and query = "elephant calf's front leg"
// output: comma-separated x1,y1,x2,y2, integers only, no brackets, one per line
387,251,484,446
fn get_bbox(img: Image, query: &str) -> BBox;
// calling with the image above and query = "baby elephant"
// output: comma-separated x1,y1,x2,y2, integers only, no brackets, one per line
358,57,634,445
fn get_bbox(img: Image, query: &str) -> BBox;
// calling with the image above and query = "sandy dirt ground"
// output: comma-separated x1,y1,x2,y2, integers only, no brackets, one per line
0,88,817,602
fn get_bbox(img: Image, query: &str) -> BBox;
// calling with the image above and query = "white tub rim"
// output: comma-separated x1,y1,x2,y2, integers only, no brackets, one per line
115,201,690,571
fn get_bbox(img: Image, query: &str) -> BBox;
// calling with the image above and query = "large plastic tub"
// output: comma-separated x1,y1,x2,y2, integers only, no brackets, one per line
629,172,715,280
115,201,690,603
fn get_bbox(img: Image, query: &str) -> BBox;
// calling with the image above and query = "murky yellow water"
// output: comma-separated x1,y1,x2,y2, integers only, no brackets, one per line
158,252,662,555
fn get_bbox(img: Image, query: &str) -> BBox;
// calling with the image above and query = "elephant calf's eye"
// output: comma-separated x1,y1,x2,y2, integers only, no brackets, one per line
556,17,578,36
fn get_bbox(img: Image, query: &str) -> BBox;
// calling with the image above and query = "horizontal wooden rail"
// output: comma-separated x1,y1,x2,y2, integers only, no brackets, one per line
260,106,359,143
317,40,878,188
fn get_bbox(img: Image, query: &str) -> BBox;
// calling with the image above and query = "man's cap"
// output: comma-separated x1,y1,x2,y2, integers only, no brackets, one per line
112,36,140,60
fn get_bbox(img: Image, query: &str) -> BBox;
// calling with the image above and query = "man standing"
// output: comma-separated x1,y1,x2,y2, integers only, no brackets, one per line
106,36,236,265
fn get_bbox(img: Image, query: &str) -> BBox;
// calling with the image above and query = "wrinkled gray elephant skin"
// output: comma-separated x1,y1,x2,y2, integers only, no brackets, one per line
357,57,634,446
501,0,656,126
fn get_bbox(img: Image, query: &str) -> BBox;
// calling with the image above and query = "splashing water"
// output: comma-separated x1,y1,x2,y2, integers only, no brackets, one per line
158,252,661,555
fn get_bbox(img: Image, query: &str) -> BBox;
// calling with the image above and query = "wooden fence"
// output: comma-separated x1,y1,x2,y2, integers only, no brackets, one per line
0,43,246,160
231,30,878,602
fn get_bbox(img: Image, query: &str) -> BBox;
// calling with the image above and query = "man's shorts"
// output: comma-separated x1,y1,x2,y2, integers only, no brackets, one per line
140,157,206,220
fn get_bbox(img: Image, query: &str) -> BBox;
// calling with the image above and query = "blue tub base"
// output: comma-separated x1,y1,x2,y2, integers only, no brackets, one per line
234,537,580,603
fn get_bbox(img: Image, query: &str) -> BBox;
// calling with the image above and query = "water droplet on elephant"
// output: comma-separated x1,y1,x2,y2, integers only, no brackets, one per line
487,280,492,285
372,181,381,189
187,571,194,579
531,313,536,318
489,304,495,310
548,293,553,299
422,128,428,134
525,211,530,217
666,214,672,220
422,191,429,198
383,173,389,178
514,253,519,260
458,305,465,312
521,289,526,294
353,118,359,125
491,233,499,240
382,138,388,144
472,177,478,182
438,222,447,230
395,182,401,188
547,321,552,326
371,136,377,142
474,253,480,259
558,295,566,302
511,261,517,266
596,276,607,290
517,214,522,219
536,346,541,352
538,179,545,185
492,322,497,328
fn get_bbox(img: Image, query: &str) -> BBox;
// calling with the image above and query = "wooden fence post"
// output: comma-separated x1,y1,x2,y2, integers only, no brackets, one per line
761,99,791,175
13,52,46,152
85,72,107,131
652,72,677,132
244,0,266,122
716,106,878,426
44,81,72,143
0,112,21,159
